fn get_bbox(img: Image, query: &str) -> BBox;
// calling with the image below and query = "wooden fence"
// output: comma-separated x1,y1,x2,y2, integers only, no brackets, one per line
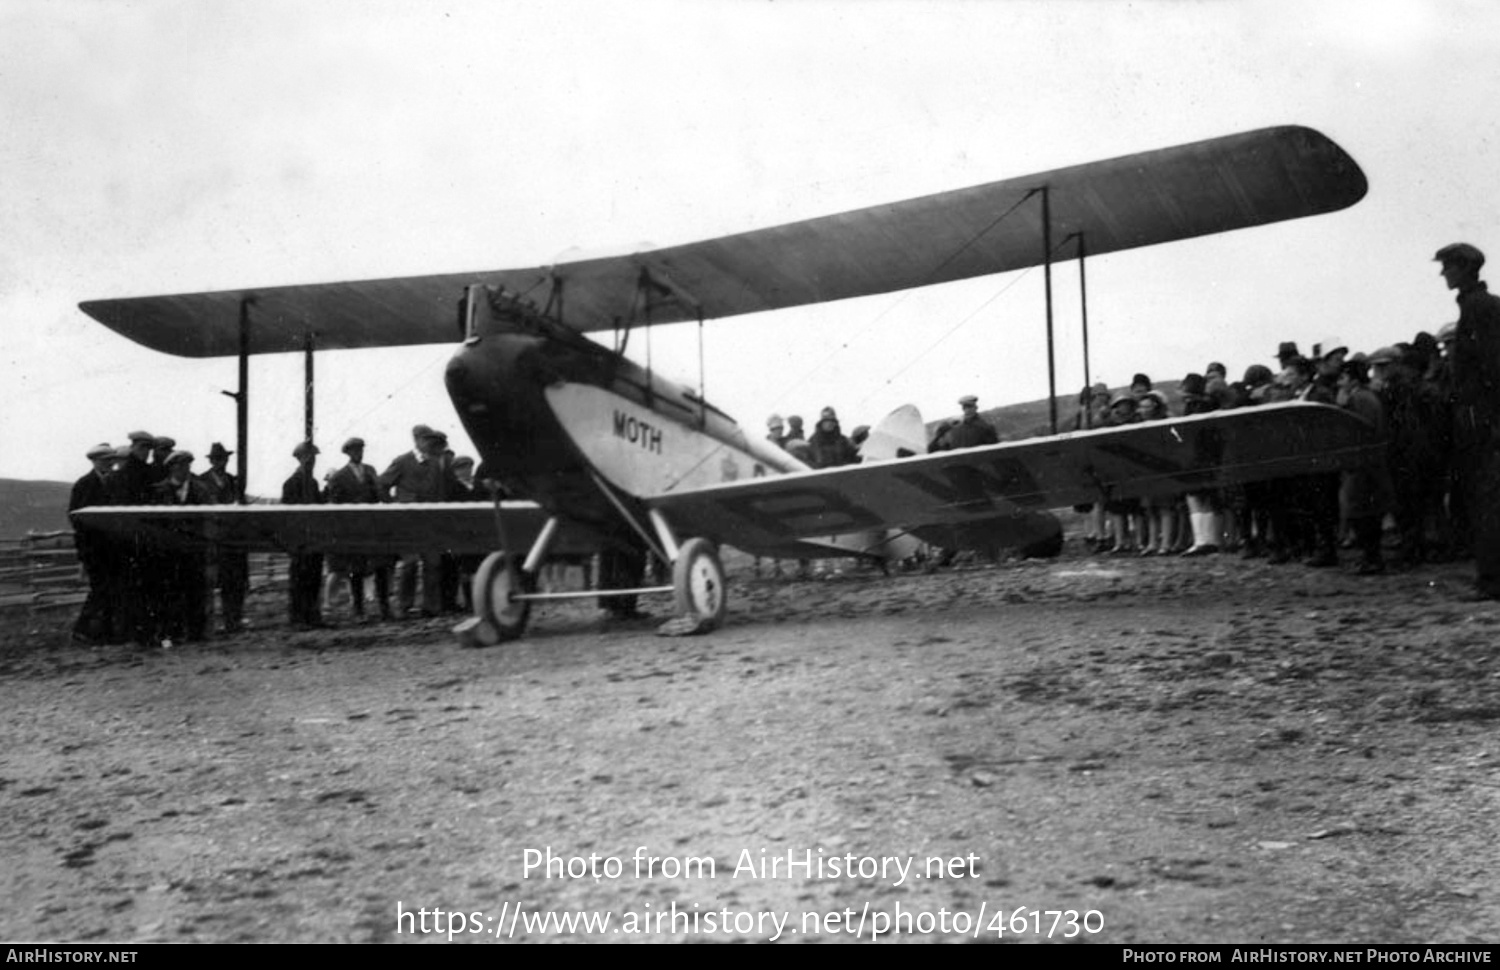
0,532,286,618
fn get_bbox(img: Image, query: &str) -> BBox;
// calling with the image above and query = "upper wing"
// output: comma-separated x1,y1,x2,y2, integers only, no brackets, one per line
79,126,1364,357
70,501,603,557
646,403,1384,554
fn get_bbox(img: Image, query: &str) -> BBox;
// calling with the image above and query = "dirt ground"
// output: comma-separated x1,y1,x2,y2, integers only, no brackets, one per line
2,546,1499,944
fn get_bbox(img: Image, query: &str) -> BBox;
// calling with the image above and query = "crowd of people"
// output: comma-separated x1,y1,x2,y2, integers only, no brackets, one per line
66,241,1500,642
67,422,486,647
1065,241,1500,600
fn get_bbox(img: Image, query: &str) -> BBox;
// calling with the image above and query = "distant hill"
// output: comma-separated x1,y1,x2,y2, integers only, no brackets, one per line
928,384,1183,444
0,479,74,536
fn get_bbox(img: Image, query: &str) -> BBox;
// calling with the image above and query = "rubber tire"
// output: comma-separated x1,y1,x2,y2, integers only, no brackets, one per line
473,551,530,642
672,537,727,630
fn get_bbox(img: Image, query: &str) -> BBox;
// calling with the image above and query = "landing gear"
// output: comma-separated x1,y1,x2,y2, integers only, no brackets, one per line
453,509,730,644
672,537,726,630
456,551,530,647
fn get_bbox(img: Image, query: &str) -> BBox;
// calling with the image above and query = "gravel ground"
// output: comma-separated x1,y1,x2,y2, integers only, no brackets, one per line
2,547,1498,943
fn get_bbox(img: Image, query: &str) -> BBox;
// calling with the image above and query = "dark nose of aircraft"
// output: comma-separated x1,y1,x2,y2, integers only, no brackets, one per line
444,344,493,418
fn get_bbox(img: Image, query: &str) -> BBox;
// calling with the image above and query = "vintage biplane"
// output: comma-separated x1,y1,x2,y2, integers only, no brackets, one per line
74,125,1381,644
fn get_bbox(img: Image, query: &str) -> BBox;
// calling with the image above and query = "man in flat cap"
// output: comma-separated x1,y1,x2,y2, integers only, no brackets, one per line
326,436,392,621
146,450,212,644
282,442,326,627
930,394,999,452
111,431,156,506
147,436,177,485
1436,242,1500,598
379,425,460,616
105,431,162,643
68,443,121,643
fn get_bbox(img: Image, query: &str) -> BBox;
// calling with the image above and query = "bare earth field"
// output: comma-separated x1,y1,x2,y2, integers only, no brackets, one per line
2,549,1498,944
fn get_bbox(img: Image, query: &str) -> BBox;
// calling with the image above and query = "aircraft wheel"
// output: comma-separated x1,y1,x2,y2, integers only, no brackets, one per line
472,551,530,643
672,538,727,630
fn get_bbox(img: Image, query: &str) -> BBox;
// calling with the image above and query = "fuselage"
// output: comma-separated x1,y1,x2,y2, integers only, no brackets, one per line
443,285,802,535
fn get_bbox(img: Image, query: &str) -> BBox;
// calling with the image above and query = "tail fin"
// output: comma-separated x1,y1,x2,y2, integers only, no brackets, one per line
859,404,927,462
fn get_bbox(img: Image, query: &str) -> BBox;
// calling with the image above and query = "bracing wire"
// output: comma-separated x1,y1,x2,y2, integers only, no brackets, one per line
766,189,1047,414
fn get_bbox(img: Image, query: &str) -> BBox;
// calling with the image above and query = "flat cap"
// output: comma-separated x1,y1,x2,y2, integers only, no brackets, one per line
1313,336,1348,359
86,442,115,460
153,436,176,449
1435,242,1485,269
292,441,320,458
411,424,435,439
127,430,155,443
165,449,194,465
342,437,365,453
766,414,784,429
958,394,978,407
1438,322,1458,342
1366,345,1400,364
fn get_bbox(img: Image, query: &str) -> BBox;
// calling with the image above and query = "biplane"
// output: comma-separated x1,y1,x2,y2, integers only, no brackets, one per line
73,125,1382,644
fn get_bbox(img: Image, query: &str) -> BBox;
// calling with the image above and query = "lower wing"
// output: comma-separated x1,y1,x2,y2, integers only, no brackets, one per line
646,402,1383,555
69,501,603,558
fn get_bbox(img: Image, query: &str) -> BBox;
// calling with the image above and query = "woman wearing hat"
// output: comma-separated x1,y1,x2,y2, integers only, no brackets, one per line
1179,374,1223,557
1099,393,1141,553
1135,391,1180,556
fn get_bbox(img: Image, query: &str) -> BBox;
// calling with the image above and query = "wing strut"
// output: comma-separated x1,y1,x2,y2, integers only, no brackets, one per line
1040,185,1058,435
588,470,669,564
1069,231,1093,429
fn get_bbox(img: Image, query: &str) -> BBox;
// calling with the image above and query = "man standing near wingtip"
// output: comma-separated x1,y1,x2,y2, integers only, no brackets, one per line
1436,242,1500,599
198,442,249,635
282,441,326,628
69,443,120,643
327,436,393,621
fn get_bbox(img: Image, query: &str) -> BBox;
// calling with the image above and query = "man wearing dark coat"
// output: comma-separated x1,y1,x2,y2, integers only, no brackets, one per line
378,425,459,616
147,435,176,485
929,395,999,451
281,441,326,627
1437,242,1500,599
197,442,249,634
1336,361,1393,574
69,443,119,643
325,437,392,620
149,450,213,643
111,430,159,644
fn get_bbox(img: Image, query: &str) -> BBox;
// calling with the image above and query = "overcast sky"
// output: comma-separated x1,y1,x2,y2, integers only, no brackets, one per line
4,0,1497,497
